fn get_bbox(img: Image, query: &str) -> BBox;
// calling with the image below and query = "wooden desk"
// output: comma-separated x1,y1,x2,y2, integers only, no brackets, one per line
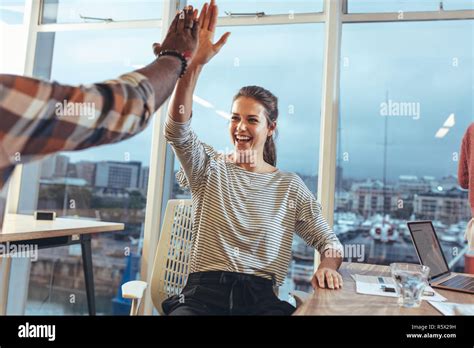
0,214,124,315
294,262,474,315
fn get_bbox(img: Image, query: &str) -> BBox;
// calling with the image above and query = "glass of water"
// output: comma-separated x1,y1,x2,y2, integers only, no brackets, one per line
390,263,430,308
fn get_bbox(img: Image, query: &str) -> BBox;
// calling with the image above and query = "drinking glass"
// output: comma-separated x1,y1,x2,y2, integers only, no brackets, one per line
390,263,430,308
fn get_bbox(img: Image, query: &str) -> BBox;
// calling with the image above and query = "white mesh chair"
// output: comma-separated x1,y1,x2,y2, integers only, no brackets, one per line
122,199,309,315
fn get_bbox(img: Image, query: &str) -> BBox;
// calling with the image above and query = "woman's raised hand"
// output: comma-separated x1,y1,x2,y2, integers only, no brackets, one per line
152,6,199,61
192,0,231,67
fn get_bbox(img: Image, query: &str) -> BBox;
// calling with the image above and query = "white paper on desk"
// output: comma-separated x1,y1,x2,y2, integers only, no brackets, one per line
429,301,474,315
354,274,446,302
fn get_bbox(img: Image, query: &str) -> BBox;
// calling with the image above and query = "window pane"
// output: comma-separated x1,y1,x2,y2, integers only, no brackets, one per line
336,21,473,272
0,0,27,74
0,0,25,24
191,0,324,15
170,23,324,296
349,0,474,12
41,0,164,24
348,0,441,13
443,0,474,10
24,28,160,315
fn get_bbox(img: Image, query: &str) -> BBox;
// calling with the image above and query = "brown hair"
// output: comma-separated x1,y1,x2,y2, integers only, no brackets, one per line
232,86,278,166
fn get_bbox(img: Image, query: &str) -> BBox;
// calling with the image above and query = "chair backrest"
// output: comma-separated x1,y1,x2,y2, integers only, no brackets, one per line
150,199,193,315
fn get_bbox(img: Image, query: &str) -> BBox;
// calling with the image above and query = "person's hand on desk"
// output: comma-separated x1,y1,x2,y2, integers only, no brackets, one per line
311,248,344,290
312,267,343,290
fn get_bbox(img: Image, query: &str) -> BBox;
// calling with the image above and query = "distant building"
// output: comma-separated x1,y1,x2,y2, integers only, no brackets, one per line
335,190,352,211
438,175,460,191
76,161,96,186
351,179,398,217
413,187,470,224
40,154,70,178
396,175,435,195
95,161,141,189
335,165,343,191
40,157,55,178
140,166,149,192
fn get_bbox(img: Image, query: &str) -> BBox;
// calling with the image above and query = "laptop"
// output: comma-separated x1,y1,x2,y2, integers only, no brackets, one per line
407,221,474,294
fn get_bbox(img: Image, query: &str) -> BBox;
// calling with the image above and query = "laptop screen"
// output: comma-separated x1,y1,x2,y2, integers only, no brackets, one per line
408,221,450,280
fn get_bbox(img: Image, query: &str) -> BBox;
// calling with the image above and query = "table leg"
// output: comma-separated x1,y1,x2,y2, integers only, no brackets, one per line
81,235,96,315
0,256,12,315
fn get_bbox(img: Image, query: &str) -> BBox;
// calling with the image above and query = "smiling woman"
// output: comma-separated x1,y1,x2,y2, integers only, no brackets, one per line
169,22,325,296
162,1,343,316
230,86,278,170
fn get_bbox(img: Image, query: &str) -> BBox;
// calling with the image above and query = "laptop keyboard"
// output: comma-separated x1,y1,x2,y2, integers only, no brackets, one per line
439,275,474,292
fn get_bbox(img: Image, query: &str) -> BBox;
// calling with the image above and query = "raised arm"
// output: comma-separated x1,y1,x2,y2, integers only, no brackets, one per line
162,1,230,192
137,7,199,111
161,0,231,122
0,8,199,188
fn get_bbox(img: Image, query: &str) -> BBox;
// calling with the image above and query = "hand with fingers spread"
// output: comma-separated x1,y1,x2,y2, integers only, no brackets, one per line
165,1,231,124
152,5,200,66
192,0,231,67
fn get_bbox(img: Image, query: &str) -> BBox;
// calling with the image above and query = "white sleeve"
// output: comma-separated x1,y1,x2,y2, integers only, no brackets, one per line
294,176,344,256
164,116,209,193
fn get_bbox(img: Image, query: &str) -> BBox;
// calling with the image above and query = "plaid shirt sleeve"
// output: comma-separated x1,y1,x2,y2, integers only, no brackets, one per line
0,72,156,188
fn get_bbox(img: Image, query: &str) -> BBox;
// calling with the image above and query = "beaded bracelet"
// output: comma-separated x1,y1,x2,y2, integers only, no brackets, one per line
157,50,190,78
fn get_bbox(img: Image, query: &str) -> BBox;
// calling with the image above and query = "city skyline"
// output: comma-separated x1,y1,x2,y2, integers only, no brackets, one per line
45,152,466,185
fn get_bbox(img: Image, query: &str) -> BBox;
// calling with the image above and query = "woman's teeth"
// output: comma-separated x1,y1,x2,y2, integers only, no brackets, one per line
236,135,252,143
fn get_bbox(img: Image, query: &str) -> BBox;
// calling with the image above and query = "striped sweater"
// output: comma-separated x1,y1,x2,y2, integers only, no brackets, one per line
164,117,343,286
459,123,474,217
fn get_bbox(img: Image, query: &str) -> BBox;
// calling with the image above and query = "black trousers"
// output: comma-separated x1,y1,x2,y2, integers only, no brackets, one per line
161,271,296,316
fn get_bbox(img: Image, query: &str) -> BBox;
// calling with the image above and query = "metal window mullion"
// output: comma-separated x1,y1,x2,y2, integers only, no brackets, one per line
342,0,348,15
140,0,185,316
32,9,474,33
5,0,42,215
37,19,163,32
35,12,326,33
216,12,325,26
316,0,342,270
0,0,42,316
342,10,474,23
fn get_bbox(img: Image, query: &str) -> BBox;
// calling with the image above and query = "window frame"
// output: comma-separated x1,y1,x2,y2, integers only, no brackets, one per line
3,0,473,315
